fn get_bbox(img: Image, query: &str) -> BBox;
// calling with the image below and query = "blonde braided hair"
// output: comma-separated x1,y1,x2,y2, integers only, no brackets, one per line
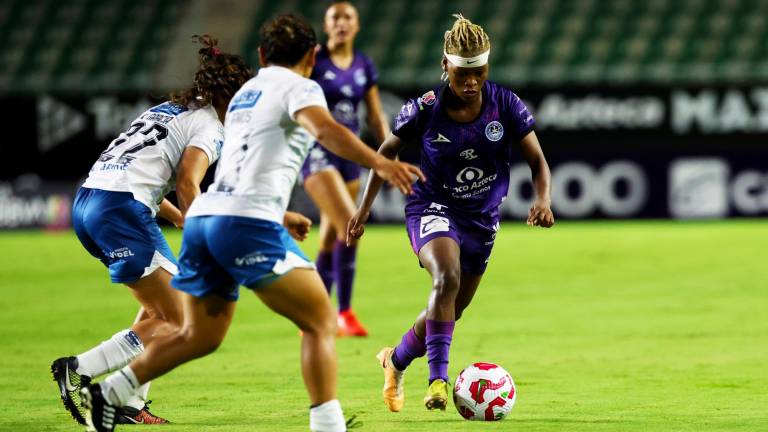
443,13,491,57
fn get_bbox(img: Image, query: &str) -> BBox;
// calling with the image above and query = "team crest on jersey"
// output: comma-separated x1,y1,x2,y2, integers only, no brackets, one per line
420,90,436,107
485,121,504,142
354,69,367,87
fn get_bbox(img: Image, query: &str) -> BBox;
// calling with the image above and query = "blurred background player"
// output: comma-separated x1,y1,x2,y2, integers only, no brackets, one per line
80,14,424,432
300,1,390,336
50,35,253,426
348,14,554,411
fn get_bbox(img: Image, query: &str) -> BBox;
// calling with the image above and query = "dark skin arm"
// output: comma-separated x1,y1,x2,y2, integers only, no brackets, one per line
519,131,554,227
346,133,406,244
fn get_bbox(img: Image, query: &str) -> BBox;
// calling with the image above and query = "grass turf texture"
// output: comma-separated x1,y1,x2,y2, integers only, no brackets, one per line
0,221,766,431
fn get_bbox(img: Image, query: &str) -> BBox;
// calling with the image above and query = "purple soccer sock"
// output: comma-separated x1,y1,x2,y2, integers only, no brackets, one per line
333,240,357,312
391,327,426,371
426,320,455,383
316,250,334,294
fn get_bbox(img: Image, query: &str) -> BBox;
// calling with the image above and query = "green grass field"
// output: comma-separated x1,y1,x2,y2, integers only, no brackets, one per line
1,221,766,431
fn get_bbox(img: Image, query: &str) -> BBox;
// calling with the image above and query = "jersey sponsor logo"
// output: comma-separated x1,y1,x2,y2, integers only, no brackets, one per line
453,167,498,198
429,202,447,211
485,121,504,141
420,90,436,106
340,84,354,97
432,133,451,143
354,68,367,87
419,215,450,237
228,90,263,112
149,102,187,116
142,112,173,124
235,251,269,266
460,149,478,160
456,167,484,183
107,247,135,259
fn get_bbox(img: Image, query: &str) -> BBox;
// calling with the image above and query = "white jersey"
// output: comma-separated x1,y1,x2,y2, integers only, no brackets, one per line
187,66,327,223
83,102,222,215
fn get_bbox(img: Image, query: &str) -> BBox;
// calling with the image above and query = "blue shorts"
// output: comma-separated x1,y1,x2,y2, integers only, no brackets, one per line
72,187,178,284
172,215,314,301
300,143,361,182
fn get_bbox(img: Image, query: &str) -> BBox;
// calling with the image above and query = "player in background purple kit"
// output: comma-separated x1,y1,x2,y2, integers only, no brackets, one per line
300,1,390,337
347,14,555,412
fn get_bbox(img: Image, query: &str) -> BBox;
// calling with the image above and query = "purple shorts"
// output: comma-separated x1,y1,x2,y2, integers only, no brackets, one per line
301,143,361,182
405,199,499,275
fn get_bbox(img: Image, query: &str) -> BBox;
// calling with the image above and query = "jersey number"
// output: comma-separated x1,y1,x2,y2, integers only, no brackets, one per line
99,121,168,163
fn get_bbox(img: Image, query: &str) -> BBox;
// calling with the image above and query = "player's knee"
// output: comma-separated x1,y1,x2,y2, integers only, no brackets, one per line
179,327,224,356
432,268,461,297
304,311,337,338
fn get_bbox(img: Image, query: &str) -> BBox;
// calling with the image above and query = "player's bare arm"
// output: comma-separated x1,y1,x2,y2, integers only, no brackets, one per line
363,85,390,144
519,131,554,228
175,146,211,217
347,133,406,244
157,199,183,228
295,106,424,195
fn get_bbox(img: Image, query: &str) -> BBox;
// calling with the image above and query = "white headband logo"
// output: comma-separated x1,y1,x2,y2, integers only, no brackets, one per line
444,49,490,67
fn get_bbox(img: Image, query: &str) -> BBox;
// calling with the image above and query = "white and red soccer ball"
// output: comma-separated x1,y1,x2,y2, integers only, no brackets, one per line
453,362,516,421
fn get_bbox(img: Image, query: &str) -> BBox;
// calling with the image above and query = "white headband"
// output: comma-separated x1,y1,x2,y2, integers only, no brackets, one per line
444,49,490,67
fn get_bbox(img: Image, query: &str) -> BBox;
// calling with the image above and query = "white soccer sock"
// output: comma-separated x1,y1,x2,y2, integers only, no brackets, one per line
124,382,151,410
309,400,346,432
76,329,145,378
101,366,141,407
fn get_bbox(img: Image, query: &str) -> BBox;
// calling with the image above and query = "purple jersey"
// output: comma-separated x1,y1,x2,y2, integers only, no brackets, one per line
393,81,535,220
310,44,378,134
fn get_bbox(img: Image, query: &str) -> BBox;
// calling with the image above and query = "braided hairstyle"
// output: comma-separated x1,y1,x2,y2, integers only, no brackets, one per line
259,14,317,66
443,14,491,57
171,35,254,108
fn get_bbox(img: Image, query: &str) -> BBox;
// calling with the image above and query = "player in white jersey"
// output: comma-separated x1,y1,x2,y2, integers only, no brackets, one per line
83,15,424,432
51,36,255,426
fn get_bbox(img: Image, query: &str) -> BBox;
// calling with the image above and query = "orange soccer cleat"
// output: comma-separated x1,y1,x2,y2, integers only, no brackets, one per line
376,347,405,412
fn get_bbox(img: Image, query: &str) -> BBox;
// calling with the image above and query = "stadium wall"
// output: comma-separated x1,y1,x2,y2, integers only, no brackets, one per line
0,85,766,229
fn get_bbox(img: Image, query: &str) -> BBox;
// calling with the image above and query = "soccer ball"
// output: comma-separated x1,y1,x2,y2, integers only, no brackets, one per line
453,362,516,421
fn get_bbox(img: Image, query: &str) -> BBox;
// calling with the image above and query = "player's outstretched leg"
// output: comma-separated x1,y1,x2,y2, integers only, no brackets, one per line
255,268,347,432
85,292,236,431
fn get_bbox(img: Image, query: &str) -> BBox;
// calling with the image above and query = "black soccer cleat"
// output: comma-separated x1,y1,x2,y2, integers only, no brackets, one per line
81,383,117,432
115,400,170,424
51,356,91,425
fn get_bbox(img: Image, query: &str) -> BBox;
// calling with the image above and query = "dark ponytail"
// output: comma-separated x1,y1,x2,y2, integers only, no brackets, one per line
170,35,254,108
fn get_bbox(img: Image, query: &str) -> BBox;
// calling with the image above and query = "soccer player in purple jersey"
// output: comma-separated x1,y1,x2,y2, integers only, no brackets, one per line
348,14,555,412
300,1,390,337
